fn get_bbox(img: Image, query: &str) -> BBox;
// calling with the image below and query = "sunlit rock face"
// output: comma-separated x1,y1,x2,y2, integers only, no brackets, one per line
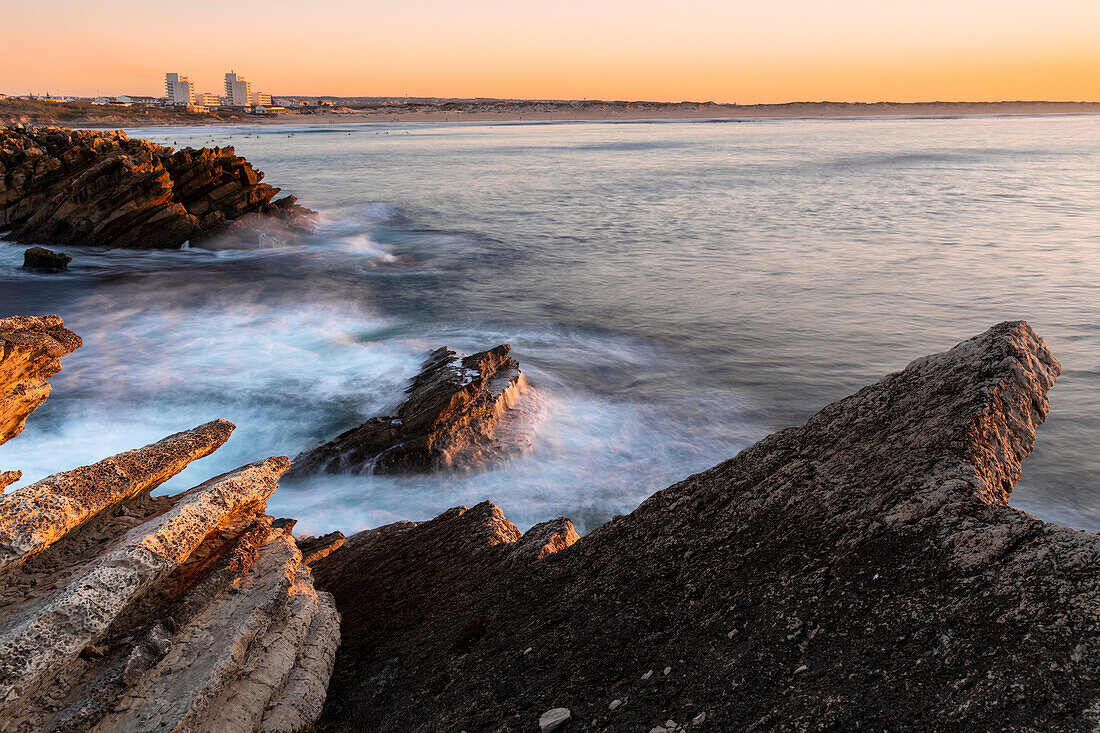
0,318,339,733
288,344,535,478
0,125,315,249
0,315,81,447
313,322,1100,732
0,424,340,732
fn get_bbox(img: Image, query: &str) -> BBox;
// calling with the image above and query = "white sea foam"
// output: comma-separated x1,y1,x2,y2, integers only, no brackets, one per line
12,117,1093,536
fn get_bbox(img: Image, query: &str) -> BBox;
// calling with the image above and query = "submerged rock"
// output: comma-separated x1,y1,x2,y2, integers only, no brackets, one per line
21,246,71,270
0,125,316,249
289,344,533,477
312,321,1100,731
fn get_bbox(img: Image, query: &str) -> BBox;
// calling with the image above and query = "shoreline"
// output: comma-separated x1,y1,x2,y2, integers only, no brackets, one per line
5,100,1100,129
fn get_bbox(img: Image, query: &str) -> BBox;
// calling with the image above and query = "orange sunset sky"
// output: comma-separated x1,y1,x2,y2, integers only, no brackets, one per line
3,0,1099,102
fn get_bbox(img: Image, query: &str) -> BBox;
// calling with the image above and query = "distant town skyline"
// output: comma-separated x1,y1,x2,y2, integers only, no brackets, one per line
4,0,1099,103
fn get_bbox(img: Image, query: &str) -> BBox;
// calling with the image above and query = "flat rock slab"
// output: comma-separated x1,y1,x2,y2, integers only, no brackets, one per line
313,321,1100,731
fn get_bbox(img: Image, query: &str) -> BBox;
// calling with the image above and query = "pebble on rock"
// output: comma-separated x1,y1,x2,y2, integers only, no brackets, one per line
609,699,622,710
692,712,706,725
641,669,654,680
539,707,571,732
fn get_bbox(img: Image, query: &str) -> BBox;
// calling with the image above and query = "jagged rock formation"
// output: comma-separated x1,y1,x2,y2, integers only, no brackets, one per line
313,321,1100,731
289,344,533,477
21,246,71,270
0,315,81,446
0,125,315,249
0,416,339,731
0,314,81,492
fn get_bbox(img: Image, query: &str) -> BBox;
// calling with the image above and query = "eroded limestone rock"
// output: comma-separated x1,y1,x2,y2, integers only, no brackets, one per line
312,322,1100,731
289,344,535,477
0,426,338,732
0,418,234,573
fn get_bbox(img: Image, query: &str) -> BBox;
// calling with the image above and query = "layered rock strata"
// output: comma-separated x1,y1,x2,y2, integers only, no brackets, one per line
0,419,339,732
314,322,1100,731
0,125,315,249
289,344,532,477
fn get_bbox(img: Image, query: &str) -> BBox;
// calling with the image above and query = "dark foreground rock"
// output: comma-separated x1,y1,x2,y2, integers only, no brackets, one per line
313,321,1100,731
0,125,316,249
21,246,71,270
289,344,532,477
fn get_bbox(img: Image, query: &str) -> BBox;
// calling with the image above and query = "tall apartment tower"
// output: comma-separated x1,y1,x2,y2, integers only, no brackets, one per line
224,72,253,107
164,73,195,106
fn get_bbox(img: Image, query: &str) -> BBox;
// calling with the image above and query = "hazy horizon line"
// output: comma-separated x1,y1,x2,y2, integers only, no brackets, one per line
4,93,1100,107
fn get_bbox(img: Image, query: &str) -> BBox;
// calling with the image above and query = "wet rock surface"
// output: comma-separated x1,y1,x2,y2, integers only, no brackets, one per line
313,321,1100,731
0,125,315,249
21,246,71,270
289,344,533,477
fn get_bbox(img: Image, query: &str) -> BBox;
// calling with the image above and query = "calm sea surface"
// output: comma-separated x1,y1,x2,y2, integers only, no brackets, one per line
2,116,1098,534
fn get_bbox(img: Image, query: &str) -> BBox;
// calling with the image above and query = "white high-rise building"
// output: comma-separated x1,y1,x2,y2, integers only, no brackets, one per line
164,72,195,106
251,91,272,107
224,72,252,107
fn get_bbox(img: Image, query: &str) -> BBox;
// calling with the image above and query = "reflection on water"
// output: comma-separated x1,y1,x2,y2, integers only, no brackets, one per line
1,115,1098,534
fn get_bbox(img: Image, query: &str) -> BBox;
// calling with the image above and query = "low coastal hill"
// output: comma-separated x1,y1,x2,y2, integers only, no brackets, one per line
3,97,1099,128
0,98,251,127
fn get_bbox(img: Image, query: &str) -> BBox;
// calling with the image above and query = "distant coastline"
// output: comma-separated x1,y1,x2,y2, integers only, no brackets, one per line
3,97,1100,128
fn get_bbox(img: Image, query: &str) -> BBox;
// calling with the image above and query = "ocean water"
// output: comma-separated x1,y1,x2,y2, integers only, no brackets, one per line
1,115,1098,535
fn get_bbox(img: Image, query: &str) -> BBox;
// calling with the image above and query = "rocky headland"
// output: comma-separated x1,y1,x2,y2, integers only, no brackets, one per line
289,344,533,478
0,125,315,249
2,316,1098,731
